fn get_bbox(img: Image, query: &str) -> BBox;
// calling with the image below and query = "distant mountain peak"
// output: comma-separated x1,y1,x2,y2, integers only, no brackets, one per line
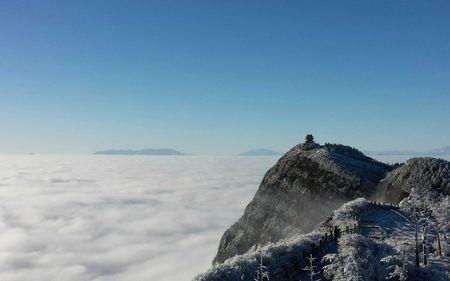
94,148,184,155
238,148,281,156
365,145,450,156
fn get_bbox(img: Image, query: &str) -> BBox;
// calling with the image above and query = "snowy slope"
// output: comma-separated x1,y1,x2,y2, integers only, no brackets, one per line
196,198,450,281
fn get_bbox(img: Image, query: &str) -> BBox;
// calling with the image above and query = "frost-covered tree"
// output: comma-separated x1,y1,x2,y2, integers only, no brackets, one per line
381,244,414,281
406,186,450,262
431,195,450,257
382,256,408,281
302,253,320,281
322,234,377,281
421,225,428,266
254,254,269,281
411,198,422,267
405,186,429,267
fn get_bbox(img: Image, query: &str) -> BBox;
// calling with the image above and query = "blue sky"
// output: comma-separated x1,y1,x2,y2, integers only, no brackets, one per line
1,1,449,154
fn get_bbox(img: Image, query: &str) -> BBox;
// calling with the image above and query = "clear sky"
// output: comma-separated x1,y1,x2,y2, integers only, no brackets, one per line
1,1,449,154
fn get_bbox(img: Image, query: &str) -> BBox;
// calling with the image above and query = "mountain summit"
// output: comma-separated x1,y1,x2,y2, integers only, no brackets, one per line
200,136,450,281
213,136,391,264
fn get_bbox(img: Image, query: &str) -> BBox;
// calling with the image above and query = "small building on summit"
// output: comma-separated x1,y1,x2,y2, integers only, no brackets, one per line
305,134,314,145
303,134,318,150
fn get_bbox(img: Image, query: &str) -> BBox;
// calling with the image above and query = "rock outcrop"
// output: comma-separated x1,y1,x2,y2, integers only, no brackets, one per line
213,141,392,264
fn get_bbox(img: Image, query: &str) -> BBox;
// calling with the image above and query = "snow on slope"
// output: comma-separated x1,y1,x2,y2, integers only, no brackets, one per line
196,198,450,280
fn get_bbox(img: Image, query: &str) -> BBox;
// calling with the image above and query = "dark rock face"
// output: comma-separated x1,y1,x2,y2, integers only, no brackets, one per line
213,143,391,264
382,157,450,203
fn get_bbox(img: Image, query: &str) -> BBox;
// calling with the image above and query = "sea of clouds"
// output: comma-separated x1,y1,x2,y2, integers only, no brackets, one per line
2,154,448,281
0,155,278,281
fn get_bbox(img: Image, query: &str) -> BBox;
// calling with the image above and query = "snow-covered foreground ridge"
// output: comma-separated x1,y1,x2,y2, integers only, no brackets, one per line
195,198,450,280
195,199,371,281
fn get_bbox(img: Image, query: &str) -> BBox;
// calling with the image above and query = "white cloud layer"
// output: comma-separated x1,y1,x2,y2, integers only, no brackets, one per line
0,155,277,281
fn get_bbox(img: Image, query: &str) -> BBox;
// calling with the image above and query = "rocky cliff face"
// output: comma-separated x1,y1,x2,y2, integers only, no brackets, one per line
213,142,392,264
381,157,450,204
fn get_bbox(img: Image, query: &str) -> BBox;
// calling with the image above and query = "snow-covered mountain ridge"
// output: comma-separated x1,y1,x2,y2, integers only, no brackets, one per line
213,140,392,264
198,137,450,280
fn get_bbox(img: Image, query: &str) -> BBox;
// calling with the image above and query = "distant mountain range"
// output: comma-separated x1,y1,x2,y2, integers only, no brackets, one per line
238,148,281,156
94,148,184,155
365,146,450,156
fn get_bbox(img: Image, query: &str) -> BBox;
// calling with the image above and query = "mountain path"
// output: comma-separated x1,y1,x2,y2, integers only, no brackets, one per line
360,207,414,240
